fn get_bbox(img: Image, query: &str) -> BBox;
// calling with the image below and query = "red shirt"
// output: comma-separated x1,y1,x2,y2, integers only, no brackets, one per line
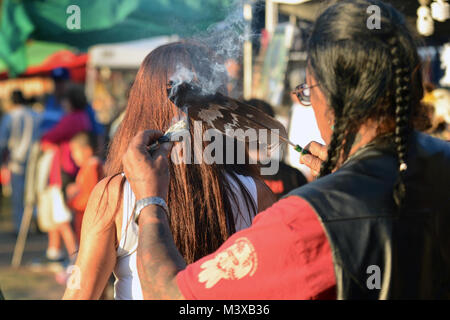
41,111,92,181
41,110,91,145
176,196,336,299
67,157,104,213
67,157,104,242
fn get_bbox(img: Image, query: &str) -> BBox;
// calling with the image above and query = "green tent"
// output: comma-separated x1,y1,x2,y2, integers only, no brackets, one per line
0,40,74,75
0,0,234,76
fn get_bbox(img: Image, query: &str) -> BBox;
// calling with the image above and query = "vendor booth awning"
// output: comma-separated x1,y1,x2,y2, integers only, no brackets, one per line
0,41,87,80
88,36,178,69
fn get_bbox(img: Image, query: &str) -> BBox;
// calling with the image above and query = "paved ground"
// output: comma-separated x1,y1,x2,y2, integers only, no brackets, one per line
0,196,65,300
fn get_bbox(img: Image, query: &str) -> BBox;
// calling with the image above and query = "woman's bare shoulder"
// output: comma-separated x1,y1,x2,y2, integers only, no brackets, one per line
82,174,124,234
91,174,124,201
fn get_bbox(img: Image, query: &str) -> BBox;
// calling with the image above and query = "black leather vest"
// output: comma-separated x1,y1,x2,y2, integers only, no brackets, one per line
287,131,450,299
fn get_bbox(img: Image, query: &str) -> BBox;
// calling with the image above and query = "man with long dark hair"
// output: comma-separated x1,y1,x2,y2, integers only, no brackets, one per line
123,0,449,299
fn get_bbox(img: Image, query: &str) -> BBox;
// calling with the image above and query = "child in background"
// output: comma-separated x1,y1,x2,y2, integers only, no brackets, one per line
39,84,91,264
66,131,104,242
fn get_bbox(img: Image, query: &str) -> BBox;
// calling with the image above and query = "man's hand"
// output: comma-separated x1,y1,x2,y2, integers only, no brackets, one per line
122,130,173,201
122,130,186,299
299,141,328,177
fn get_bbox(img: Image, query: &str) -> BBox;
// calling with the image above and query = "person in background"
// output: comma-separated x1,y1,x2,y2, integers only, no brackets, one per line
0,90,41,235
39,68,69,135
40,84,92,264
41,67,105,153
244,98,308,198
66,131,104,243
54,131,105,286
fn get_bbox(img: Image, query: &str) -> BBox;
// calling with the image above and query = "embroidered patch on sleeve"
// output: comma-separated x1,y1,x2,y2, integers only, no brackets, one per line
198,237,258,289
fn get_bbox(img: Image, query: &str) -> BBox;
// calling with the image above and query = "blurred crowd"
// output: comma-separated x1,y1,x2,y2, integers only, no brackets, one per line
0,68,105,282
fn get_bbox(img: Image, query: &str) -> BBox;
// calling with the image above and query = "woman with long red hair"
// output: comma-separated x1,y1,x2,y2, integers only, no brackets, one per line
63,41,275,300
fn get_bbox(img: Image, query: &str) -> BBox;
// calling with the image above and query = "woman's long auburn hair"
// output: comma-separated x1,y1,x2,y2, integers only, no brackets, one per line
105,41,260,263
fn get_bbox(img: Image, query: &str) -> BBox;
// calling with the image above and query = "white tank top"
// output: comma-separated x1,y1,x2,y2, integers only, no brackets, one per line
113,173,257,300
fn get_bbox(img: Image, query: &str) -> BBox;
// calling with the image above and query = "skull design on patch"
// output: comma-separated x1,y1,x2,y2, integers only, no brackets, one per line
198,237,258,289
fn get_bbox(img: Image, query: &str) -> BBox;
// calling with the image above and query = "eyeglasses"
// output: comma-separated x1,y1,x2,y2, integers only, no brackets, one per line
292,83,319,106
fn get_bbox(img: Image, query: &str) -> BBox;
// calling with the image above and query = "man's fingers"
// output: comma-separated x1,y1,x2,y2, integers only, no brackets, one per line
124,130,163,168
300,141,328,175
153,141,173,159
305,141,328,161
300,154,323,174
131,130,164,150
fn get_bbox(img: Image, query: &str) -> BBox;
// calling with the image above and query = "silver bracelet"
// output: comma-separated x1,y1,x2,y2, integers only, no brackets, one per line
134,196,169,224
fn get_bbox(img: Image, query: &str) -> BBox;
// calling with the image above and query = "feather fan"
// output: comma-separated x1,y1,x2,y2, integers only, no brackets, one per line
167,82,310,155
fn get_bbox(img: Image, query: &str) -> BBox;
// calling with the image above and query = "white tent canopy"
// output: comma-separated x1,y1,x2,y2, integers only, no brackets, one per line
265,0,318,34
88,35,179,68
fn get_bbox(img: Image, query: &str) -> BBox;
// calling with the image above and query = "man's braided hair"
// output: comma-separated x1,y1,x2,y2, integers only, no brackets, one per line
307,0,428,208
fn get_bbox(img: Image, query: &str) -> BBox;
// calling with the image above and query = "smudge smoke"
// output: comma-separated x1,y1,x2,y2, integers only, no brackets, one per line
169,0,259,96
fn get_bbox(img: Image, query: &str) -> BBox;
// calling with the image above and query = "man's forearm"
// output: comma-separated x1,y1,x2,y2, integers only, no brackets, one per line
137,205,186,299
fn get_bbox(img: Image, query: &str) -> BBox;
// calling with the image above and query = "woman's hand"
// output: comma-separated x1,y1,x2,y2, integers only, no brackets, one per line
299,141,328,177
122,130,173,201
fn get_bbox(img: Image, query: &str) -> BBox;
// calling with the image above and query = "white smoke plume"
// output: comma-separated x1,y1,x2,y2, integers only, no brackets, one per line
169,0,259,96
